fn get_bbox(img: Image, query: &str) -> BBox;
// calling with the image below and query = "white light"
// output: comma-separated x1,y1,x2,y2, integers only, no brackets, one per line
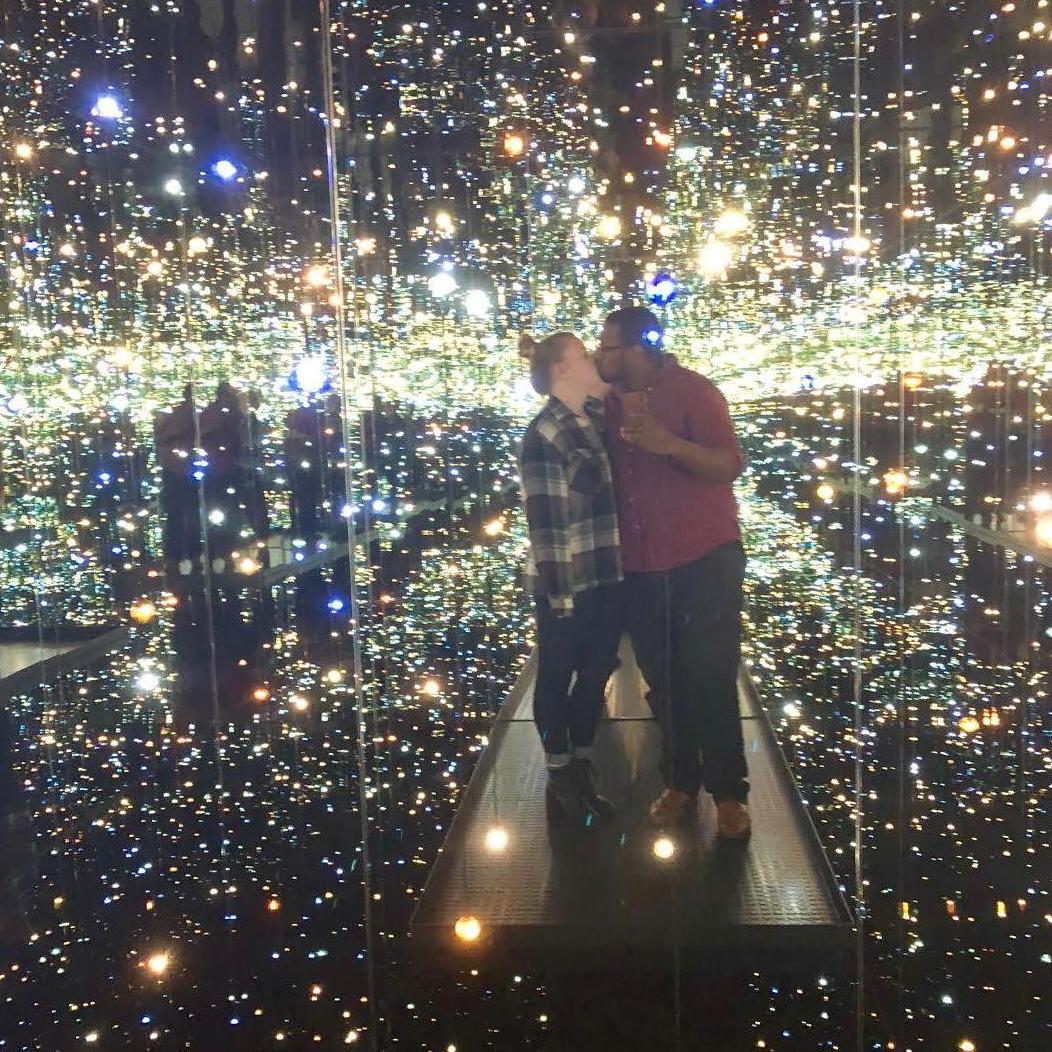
94,95,122,119
213,159,237,180
568,175,586,194
714,209,749,237
293,356,328,394
675,144,698,162
428,271,458,298
698,239,733,277
484,827,509,852
464,289,492,316
652,836,676,860
208,509,225,525
164,177,184,196
136,671,161,693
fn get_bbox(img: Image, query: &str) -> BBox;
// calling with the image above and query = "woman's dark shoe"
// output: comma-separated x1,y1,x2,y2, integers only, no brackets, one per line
572,756,616,821
545,763,587,821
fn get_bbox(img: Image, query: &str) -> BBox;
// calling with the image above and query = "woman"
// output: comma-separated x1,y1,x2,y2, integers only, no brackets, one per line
517,332,623,821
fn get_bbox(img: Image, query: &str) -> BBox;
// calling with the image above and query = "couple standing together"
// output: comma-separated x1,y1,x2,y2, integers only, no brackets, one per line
518,306,751,840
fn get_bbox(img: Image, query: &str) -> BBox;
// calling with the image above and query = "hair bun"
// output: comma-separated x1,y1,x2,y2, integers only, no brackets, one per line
518,334,539,359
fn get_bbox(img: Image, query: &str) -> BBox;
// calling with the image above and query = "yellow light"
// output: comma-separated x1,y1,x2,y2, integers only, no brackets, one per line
146,260,164,277
434,211,454,234
483,518,504,537
454,916,482,942
146,951,170,976
1035,515,1052,547
304,264,328,288
714,209,749,237
883,470,908,495
422,678,441,697
1029,492,1052,513
237,557,260,575
958,716,981,734
355,236,377,256
503,133,526,157
698,239,733,277
267,898,281,912
252,687,271,703
484,827,509,852
290,695,310,712
653,130,672,148
903,372,924,390
652,836,676,860
186,236,208,255
817,483,836,501
959,1041,976,1052
844,235,872,255
597,215,621,240
129,600,158,625
14,142,34,160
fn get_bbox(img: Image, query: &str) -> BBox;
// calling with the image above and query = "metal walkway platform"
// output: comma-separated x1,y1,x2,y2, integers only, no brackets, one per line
410,642,853,965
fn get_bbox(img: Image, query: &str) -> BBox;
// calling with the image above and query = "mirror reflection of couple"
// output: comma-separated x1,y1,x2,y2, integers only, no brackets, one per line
518,305,751,841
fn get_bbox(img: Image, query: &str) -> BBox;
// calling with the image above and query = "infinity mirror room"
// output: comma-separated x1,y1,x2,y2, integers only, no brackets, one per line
1,0,1050,1048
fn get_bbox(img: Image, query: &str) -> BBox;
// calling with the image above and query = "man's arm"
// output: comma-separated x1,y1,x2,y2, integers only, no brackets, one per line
519,428,575,614
666,434,744,482
621,376,745,483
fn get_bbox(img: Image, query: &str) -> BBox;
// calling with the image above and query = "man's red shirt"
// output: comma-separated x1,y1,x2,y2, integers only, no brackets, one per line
605,356,744,574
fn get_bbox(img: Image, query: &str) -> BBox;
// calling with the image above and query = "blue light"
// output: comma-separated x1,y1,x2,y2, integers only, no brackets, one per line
642,328,663,348
213,159,238,181
645,272,679,306
327,597,346,613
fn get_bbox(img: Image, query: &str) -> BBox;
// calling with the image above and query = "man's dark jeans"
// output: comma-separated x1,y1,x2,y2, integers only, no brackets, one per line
625,541,748,802
533,583,622,758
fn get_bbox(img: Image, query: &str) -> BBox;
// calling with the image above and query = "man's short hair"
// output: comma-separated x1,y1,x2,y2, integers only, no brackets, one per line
605,305,663,356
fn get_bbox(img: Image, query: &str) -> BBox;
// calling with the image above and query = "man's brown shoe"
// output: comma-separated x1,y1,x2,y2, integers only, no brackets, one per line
716,800,752,841
648,788,695,827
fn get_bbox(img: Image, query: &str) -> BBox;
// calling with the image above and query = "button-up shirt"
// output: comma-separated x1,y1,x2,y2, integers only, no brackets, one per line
519,395,623,612
606,356,744,574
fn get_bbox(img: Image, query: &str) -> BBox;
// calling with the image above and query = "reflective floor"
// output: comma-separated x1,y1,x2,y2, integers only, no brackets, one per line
412,646,850,960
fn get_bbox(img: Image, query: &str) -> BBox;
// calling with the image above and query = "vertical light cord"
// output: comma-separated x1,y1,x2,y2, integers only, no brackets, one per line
851,2,866,1051
318,3,379,1048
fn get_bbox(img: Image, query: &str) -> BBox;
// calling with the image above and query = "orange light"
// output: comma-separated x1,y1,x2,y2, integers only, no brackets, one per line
129,600,158,625
503,133,526,157
454,916,482,942
1035,516,1052,547
884,470,908,496
252,687,271,703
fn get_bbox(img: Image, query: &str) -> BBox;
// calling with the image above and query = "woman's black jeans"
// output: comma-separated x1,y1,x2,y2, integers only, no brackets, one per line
533,583,622,759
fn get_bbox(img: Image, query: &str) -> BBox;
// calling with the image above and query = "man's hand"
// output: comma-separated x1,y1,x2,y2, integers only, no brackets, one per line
620,412,678,456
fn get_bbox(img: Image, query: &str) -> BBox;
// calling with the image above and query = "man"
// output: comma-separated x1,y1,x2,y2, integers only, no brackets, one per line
154,383,200,575
595,306,751,839
200,381,248,570
285,396,325,541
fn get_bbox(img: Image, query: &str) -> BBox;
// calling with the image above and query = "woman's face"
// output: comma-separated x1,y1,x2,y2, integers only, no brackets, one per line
557,337,602,393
